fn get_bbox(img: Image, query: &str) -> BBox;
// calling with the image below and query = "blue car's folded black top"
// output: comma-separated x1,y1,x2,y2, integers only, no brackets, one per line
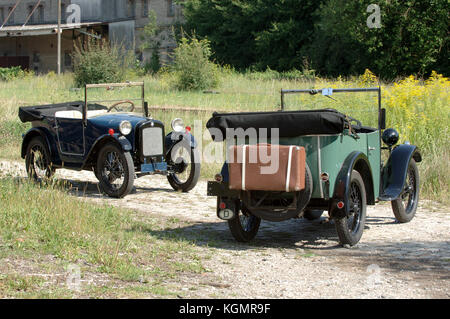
18,101,107,123
206,109,353,141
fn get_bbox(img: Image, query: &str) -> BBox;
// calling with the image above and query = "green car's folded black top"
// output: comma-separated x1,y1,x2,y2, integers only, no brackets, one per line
206,109,354,141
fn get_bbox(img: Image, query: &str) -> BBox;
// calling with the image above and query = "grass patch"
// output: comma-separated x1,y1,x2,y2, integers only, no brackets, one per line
0,178,204,298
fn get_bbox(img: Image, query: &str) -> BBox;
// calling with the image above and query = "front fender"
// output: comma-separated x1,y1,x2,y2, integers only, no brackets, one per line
165,131,197,156
379,144,421,201
330,151,373,218
82,134,132,169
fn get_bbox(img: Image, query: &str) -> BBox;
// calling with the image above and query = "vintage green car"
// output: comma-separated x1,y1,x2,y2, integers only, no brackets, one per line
206,87,421,246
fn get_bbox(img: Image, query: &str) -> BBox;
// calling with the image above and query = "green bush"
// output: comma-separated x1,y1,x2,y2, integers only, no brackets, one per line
72,38,134,87
0,67,26,81
170,36,219,91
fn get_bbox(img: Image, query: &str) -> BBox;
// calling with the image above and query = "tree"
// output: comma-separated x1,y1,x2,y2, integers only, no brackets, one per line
301,0,449,78
183,0,449,78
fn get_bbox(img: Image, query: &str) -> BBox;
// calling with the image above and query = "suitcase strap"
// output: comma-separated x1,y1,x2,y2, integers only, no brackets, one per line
242,145,248,190
285,146,295,192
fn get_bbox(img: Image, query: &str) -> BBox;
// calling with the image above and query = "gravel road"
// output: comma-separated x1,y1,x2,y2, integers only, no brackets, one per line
1,160,449,299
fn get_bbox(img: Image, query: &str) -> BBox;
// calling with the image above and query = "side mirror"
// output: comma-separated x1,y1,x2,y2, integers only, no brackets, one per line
380,108,386,130
382,128,399,147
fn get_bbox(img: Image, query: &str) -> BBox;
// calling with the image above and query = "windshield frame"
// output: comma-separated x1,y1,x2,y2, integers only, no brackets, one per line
83,82,147,124
280,87,383,131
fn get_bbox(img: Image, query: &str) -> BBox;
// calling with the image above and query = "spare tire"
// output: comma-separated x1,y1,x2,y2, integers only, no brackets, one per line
244,164,313,222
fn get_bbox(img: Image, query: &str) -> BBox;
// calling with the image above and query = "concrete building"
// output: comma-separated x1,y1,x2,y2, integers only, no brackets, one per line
0,0,183,72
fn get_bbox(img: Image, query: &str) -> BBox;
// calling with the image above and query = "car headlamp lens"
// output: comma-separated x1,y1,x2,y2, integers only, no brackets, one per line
171,118,185,133
119,121,132,136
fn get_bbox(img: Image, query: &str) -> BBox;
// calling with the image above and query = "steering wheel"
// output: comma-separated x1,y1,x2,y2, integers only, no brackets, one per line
107,100,135,113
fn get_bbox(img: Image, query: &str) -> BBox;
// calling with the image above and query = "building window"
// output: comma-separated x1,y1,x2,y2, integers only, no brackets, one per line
37,5,44,23
167,0,175,17
127,0,136,19
61,3,66,22
27,5,34,24
142,0,148,17
0,8,4,24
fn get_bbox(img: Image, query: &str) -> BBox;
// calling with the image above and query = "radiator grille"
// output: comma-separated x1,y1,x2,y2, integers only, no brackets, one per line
142,127,164,156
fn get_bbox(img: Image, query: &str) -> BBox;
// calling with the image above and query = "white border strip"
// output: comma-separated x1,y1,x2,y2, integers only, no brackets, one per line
285,146,295,192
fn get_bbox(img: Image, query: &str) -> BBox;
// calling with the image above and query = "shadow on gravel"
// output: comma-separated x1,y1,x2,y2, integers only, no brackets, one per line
131,216,343,252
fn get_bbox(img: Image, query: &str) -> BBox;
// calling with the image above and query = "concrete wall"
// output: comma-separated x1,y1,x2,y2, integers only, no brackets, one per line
0,30,74,72
109,20,135,50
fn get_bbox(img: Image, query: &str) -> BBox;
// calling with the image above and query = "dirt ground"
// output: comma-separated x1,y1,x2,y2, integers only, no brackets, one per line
1,160,449,299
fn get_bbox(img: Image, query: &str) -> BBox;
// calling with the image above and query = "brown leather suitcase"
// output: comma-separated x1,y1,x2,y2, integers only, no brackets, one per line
228,144,306,192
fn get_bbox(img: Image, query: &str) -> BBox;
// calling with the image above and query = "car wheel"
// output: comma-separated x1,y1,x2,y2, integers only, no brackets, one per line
96,143,134,198
227,200,261,243
303,210,324,221
25,136,55,182
391,159,419,223
335,170,367,246
167,142,200,192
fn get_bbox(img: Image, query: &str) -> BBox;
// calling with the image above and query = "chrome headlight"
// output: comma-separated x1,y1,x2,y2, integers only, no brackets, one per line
119,120,132,136
171,118,185,133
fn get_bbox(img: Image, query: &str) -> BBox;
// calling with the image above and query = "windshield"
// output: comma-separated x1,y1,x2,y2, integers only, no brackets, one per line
85,82,146,116
281,88,381,129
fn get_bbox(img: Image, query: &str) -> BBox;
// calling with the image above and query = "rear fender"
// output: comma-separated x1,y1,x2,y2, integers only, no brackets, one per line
21,127,57,161
330,151,374,218
379,144,421,201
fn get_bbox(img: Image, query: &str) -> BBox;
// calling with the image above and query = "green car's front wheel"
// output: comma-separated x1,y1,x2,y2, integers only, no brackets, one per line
391,159,419,223
334,170,367,246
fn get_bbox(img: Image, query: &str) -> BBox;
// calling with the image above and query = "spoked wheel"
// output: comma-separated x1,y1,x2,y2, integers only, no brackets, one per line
96,143,134,198
227,200,261,243
167,142,200,192
25,136,55,182
391,159,419,223
335,170,367,246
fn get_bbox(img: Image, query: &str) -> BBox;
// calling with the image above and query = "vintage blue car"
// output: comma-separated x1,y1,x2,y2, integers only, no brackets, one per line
19,82,200,198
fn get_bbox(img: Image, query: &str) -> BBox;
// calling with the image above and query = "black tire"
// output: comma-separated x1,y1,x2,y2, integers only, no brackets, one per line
25,136,55,182
391,159,419,223
304,210,324,221
335,170,367,246
227,200,261,243
167,143,200,192
96,143,134,198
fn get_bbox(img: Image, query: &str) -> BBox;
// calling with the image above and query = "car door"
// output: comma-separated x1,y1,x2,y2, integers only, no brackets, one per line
56,116,85,156
367,131,381,199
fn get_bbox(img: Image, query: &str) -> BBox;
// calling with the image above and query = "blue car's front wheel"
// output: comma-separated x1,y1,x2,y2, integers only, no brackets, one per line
96,143,135,198
167,142,200,193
